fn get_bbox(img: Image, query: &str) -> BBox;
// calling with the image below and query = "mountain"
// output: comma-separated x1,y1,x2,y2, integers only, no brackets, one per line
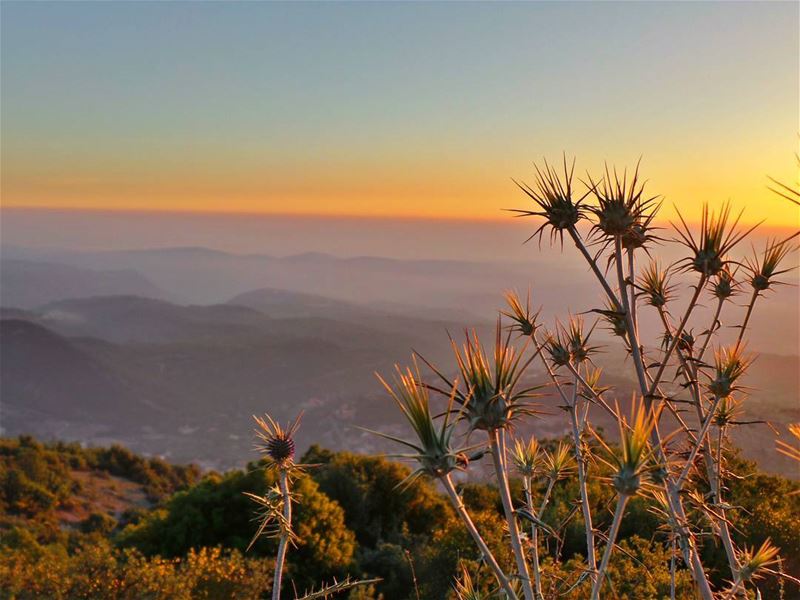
0,294,494,469
0,319,156,430
37,295,270,344
0,259,165,309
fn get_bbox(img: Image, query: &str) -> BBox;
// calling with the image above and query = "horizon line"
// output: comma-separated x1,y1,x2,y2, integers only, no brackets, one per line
2,203,798,231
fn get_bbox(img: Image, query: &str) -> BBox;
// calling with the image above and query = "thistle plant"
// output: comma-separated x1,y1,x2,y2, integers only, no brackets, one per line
251,155,797,599
586,162,660,248
636,260,674,308
371,361,520,599
589,398,661,600
672,202,756,278
738,232,800,345
249,413,303,600
509,156,588,248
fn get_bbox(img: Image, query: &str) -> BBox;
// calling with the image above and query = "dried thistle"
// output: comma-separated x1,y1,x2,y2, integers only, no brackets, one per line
743,232,800,293
510,436,543,479
672,202,757,277
636,260,675,308
592,397,661,496
419,323,541,432
509,155,588,247
706,345,753,399
502,289,540,337
586,161,661,244
370,361,467,488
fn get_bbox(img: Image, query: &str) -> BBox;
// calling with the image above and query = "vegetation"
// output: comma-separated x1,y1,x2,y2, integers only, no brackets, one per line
2,157,799,598
305,157,797,600
0,433,798,599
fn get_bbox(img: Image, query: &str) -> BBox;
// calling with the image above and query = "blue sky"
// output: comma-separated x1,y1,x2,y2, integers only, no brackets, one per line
2,1,798,223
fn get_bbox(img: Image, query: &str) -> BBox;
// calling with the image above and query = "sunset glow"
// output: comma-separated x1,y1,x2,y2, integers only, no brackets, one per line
2,2,798,227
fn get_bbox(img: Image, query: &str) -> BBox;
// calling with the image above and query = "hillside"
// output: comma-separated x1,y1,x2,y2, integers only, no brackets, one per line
0,258,165,308
1,435,798,599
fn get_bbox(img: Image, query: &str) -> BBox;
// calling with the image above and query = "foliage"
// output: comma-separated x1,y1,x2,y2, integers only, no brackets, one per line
0,539,272,600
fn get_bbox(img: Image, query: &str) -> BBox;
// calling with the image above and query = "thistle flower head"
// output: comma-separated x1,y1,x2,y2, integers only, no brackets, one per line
593,397,661,497
420,323,541,432
707,345,753,398
637,260,674,308
543,331,571,368
509,155,587,247
560,315,598,364
510,436,543,478
713,395,742,428
677,330,695,355
543,441,576,481
502,289,540,337
743,232,799,293
595,300,628,339
586,162,661,242
579,366,609,401
254,412,302,469
372,361,465,486
453,563,495,600
672,202,756,277
712,265,739,301
544,317,598,368
738,539,781,583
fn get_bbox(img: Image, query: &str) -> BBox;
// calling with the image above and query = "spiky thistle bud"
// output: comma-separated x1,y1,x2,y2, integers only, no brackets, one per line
502,290,539,337
510,437,542,479
712,266,737,300
673,202,755,278
637,261,674,308
587,163,660,242
707,345,752,399
254,412,303,469
543,442,575,481
509,156,587,247
744,233,799,293
738,539,780,583
544,333,571,367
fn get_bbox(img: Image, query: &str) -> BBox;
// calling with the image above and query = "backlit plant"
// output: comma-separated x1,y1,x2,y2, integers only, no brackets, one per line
249,156,798,599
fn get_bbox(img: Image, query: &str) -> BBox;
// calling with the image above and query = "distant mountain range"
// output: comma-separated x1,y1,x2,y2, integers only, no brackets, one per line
0,258,167,308
1,245,797,475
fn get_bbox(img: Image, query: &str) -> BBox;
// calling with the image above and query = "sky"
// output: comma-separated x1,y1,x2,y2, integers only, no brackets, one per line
1,1,798,227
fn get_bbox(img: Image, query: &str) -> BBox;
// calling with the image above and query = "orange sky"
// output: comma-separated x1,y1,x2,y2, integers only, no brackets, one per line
2,2,798,228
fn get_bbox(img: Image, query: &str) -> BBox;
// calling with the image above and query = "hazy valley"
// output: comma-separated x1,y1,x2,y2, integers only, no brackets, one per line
2,239,797,476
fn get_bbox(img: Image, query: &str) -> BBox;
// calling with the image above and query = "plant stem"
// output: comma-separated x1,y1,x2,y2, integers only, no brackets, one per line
677,395,723,487
590,494,629,600
490,429,535,600
736,288,759,348
538,477,556,516
614,238,648,395
628,249,639,339
272,469,292,600
647,273,707,397
566,372,597,578
524,477,544,600
441,473,519,600
569,226,622,312
563,360,623,426
698,296,725,364
611,242,713,599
